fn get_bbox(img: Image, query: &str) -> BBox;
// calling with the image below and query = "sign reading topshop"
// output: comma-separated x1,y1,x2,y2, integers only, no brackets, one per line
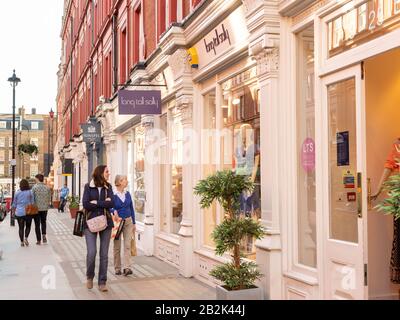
119,90,162,115
81,122,102,144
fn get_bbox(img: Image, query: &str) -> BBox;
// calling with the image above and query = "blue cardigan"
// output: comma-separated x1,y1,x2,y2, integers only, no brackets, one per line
112,192,136,224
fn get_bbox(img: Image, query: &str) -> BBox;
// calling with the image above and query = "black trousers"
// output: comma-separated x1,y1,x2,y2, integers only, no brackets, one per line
16,216,33,242
33,211,48,242
59,198,67,212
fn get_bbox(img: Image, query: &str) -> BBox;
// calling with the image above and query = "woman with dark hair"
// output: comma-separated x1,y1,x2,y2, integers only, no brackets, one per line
82,165,114,292
11,179,35,247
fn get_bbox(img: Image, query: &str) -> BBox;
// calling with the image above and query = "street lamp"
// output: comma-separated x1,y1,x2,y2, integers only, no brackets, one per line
8,70,21,227
48,109,54,207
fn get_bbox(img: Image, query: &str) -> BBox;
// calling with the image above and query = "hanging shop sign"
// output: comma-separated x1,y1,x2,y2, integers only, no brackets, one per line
192,6,249,70
81,122,102,144
328,0,400,57
118,90,162,115
62,159,73,177
301,138,316,173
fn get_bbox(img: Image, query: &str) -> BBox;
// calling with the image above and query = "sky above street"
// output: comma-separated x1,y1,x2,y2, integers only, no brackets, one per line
0,1,63,116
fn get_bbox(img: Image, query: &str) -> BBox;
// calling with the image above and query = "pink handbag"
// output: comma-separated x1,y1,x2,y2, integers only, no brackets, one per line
86,209,108,233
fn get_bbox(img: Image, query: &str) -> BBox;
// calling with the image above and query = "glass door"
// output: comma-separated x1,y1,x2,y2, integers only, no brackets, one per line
322,64,367,299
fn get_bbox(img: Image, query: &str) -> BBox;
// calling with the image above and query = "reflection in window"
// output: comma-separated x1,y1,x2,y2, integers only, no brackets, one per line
130,126,145,223
221,69,261,260
171,115,183,234
160,113,168,232
297,26,317,268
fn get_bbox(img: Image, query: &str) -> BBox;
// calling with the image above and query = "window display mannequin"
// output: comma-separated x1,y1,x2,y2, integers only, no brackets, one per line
234,124,261,218
372,137,400,285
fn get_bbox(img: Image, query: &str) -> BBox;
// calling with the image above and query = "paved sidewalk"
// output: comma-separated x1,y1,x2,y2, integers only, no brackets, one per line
0,210,215,300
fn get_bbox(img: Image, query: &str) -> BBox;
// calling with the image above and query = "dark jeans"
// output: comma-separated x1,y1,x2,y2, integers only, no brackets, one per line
84,227,112,285
59,198,67,212
16,216,33,242
33,211,48,241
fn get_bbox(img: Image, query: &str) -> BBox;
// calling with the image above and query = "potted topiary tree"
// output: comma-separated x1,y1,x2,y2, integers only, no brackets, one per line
67,195,80,219
194,170,265,300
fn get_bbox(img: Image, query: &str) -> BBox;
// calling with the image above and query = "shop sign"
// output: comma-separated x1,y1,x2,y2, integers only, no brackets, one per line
81,122,102,144
301,138,316,172
328,0,400,57
118,90,162,115
193,6,249,70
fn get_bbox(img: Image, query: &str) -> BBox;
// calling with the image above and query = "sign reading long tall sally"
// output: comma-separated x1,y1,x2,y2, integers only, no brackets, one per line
119,90,162,115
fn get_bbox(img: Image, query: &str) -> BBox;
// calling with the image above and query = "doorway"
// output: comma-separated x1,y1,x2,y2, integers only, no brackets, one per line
365,47,400,300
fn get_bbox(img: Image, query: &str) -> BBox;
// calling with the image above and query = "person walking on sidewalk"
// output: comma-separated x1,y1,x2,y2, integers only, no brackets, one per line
82,165,114,293
11,179,35,247
113,175,136,276
32,174,51,245
59,184,69,213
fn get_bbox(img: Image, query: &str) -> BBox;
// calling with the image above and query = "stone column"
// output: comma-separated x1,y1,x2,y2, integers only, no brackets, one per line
142,115,156,256
254,46,282,300
177,98,195,278
168,48,195,277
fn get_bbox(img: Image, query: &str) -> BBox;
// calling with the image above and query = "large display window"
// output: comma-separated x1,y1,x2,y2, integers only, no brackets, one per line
220,67,261,260
296,26,317,268
127,126,146,223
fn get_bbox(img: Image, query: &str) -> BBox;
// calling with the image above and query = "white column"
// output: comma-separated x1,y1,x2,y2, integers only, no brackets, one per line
254,47,283,300
177,99,195,277
142,115,156,256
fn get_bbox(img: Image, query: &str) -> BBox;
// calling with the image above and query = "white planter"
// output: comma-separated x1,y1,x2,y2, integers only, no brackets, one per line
216,285,263,300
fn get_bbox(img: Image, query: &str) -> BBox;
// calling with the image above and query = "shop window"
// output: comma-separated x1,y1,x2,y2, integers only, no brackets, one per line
220,68,261,260
202,91,217,247
160,113,168,232
296,26,317,268
133,126,146,223
171,115,183,234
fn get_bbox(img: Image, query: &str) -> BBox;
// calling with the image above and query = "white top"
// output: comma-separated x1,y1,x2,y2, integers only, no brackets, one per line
98,187,102,196
115,190,126,203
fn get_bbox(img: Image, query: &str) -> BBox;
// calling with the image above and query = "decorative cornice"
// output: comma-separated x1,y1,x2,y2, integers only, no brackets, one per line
253,47,279,78
159,26,187,55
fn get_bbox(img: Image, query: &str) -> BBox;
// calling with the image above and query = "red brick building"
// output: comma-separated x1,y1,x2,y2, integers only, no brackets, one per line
57,0,203,148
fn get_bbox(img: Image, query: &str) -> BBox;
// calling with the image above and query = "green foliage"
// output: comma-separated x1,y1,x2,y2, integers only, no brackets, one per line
194,170,254,217
67,195,80,209
375,173,400,220
18,143,39,156
213,217,264,256
210,261,262,291
194,170,265,291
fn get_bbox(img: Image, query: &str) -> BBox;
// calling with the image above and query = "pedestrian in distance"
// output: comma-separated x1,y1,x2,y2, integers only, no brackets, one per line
113,175,136,276
32,174,51,245
59,184,69,213
82,165,114,293
11,179,35,247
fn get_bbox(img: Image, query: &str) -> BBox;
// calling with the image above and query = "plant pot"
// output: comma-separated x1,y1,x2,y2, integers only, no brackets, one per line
216,285,263,300
53,200,60,209
69,208,79,219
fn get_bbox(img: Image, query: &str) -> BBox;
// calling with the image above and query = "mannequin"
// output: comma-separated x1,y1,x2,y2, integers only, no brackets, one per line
372,137,400,288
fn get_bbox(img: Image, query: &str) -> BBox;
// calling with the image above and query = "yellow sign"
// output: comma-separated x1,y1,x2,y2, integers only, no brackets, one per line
187,47,199,68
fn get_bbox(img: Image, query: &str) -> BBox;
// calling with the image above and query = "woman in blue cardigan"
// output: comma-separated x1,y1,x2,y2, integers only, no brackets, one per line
113,175,136,276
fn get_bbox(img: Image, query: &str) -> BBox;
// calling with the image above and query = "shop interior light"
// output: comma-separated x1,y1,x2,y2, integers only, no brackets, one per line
232,98,241,105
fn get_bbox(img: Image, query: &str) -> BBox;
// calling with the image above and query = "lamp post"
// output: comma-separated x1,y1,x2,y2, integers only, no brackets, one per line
49,109,54,207
8,70,21,227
